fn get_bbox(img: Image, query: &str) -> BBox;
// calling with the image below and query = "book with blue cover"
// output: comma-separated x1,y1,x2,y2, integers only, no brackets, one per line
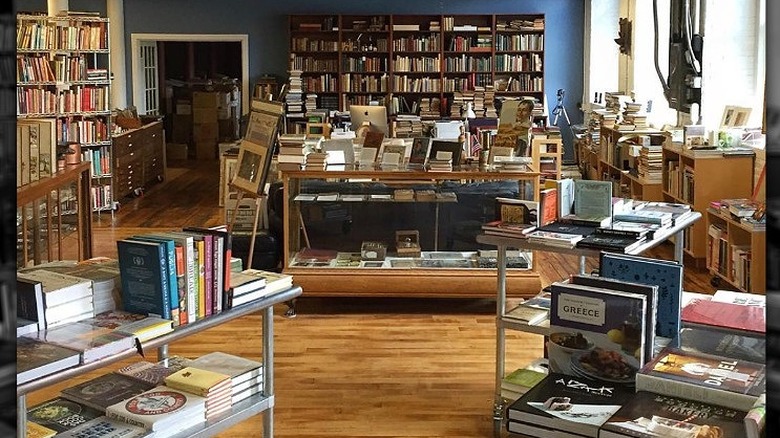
116,239,171,320
599,252,683,339
129,235,180,326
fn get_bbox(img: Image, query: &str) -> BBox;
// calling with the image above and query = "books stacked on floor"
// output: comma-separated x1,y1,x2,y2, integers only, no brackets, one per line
61,371,155,411
118,226,233,326
506,372,635,438
19,257,121,315
165,366,232,420
21,321,136,364
17,336,81,384
17,269,94,330
305,151,328,169
106,386,206,437
285,69,303,117
427,156,452,171
82,310,174,343
190,352,264,404
592,108,618,129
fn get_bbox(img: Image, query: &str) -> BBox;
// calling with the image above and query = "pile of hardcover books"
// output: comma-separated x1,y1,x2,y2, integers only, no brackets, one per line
17,269,94,330
504,261,766,438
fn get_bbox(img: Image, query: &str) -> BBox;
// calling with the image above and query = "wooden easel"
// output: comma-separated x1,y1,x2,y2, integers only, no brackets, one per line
226,184,266,270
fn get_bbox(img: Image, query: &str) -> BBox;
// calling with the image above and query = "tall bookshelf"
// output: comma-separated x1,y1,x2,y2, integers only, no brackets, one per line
287,13,545,120
16,12,115,213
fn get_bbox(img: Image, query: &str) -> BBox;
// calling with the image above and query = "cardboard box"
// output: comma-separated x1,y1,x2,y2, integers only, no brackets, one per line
171,114,192,143
192,91,220,108
192,107,218,124
193,122,219,142
195,141,217,160
175,101,192,115
166,143,189,161
225,192,267,231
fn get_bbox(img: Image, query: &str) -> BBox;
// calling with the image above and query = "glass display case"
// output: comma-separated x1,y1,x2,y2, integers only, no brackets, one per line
281,165,542,297
17,162,93,268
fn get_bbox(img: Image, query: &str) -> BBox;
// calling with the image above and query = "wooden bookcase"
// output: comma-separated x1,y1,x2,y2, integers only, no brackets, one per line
16,12,114,213
287,14,545,117
661,143,755,264
597,127,665,201
705,208,765,294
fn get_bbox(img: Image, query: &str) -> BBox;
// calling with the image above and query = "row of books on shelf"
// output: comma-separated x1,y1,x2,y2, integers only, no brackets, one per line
503,270,765,438
24,351,264,438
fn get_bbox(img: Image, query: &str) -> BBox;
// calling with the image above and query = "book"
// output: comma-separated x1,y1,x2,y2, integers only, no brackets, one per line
61,372,155,411
676,326,765,363
599,390,748,438
17,317,39,337
502,367,547,395
28,398,103,433
183,226,231,316
504,304,548,325
481,220,535,237
17,269,94,323
570,179,613,225
612,209,673,225
506,372,635,437
536,221,598,237
17,336,81,384
495,197,539,228
567,275,658,363
539,187,558,226
521,291,552,310
526,230,584,248
144,232,196,325
23,321,136,363
744,393,765,438
164,366,232,397
25,421,56,438
129,235,181,325
82,310,174,343
599,252,683,339
115,361,182,386
17,277,46,331
681,298,765,335
116,239,172,320
556,178,575,218
54,415,149,438
189,351,263,389
635,347,766,411
548,281,647,383
105,385,205,432
711,290,765,307
575,233,645,252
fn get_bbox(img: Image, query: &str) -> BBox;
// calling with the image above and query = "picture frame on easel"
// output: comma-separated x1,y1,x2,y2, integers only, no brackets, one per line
231,100,284,196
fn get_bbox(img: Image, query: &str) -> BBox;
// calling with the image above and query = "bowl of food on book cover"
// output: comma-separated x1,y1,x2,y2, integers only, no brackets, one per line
547,332,594,373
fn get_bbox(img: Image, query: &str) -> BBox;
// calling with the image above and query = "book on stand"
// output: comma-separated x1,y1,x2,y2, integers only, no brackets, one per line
61,372,155,411
548,281,647,382
599,390,749,438
635,347,766,411
506,372,635,438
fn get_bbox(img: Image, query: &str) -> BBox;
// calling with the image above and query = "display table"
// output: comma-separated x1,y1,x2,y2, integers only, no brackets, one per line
476,211,701,436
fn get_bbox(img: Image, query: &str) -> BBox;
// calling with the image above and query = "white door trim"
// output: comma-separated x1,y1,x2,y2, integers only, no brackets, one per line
130,33,250,116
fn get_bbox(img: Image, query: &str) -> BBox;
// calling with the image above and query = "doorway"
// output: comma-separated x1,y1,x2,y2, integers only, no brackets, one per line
130,33,250,117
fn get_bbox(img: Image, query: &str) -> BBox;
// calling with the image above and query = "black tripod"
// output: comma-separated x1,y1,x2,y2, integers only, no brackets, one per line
551,88,571,129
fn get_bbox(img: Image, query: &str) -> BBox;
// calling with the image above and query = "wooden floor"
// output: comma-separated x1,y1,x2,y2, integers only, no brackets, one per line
29,159,717,437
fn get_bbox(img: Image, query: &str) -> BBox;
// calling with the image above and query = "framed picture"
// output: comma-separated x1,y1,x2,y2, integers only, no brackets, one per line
408,137,432,167
381,144,407,167
720,105,752,128
429,140,463,166
321,139,355,165
232,139,273,195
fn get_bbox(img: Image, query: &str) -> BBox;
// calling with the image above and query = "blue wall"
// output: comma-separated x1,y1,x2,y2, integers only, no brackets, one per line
17,0,585,159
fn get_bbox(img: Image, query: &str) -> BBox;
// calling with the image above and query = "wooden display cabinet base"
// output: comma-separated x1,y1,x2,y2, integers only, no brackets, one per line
287,269,542,298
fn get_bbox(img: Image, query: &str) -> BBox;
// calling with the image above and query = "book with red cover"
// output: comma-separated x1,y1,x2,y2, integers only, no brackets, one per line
539,187,557,226
681,298,765,335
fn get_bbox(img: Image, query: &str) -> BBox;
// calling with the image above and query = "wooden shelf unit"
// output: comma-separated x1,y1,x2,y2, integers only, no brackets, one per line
596,127,666,201
287,14,545,116
111,118,167,200
16,13,115,213
661,143,755,264
705,208,766,293
531,136,562,184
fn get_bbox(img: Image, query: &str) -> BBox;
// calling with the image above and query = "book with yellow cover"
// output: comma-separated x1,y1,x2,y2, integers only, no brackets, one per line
27,421,57,438
164,366,231,396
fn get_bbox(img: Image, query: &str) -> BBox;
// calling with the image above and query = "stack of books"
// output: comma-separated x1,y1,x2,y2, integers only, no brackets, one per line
635,141,663,182
21,321,136,364
501,366,546,401
106,385,206,436
190,352,264,404
304,151,328,169
26,397,104,436
17,336,81,384
277,133,309,171
165,367,232,420
81,309,174,343
285,69,303,117
227,268,293,308
60,371,155,411
17,270,94,330
427,157,452,171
